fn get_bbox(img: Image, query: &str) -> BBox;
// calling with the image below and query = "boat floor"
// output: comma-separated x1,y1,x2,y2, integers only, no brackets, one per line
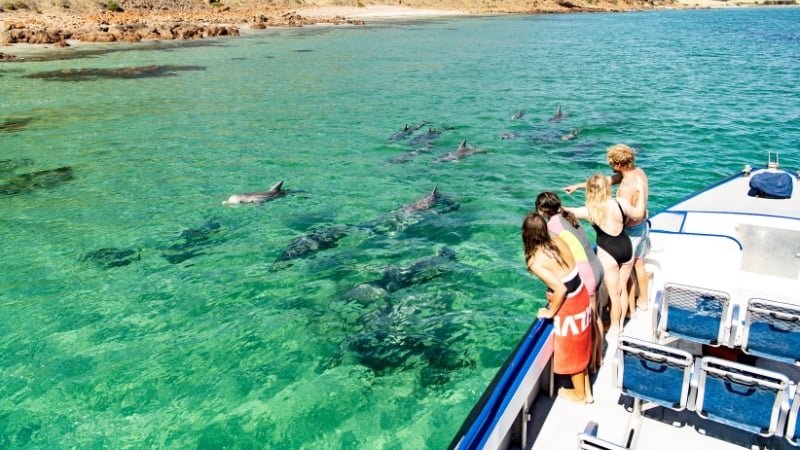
527,310,800,450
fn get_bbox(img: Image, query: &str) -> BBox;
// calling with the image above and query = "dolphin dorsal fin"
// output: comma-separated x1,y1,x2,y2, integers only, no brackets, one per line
430,183,439,196
270,180,284,191
458,140,467,149
556,105,561,114
404,124,410,131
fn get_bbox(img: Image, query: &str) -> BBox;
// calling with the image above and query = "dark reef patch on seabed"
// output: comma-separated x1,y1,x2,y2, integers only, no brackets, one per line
81,247,142,269
0,166,74,196
0,117,33,133
23,64,206,81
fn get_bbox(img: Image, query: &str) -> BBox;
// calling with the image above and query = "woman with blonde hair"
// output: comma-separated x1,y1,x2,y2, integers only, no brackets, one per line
522,213,592,403
565,174,645,335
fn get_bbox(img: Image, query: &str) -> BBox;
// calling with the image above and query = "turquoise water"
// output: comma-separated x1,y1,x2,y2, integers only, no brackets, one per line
1,8,799,449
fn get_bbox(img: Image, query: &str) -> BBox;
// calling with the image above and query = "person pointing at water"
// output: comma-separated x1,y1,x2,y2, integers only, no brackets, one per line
564,143,651,320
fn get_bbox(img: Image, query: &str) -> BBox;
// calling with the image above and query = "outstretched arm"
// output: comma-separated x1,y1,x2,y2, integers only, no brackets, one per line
564,172,621,194
563,182,586,195
563,205,590,221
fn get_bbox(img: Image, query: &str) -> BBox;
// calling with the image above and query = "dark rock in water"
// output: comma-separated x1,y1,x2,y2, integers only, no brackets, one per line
0,52,20,62
0,117,33,133
0,166,74,196
24,65,206,82
0,158,35,176
81,247,141,269
161,221,223,264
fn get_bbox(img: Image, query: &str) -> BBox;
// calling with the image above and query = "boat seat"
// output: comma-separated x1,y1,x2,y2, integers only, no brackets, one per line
741,298,800,365
695,356,791,437
577,421,630,450
614,337,695,449
655,283,731,347
785,389,800,447
616,336,695,411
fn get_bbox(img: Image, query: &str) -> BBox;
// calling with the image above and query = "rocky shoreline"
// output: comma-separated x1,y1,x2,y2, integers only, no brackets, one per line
1,8,366,47
0,0,770,55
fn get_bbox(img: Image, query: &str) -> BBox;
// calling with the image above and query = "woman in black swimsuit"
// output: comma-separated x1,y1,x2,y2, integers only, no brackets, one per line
565,174,645,335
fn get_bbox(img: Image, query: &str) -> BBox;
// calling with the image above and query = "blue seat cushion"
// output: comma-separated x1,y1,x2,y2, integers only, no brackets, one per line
701,372,775,434
622,353,686,409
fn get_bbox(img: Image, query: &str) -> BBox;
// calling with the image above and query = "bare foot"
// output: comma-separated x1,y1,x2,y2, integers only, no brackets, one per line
558,387,588,404
636,301,649,311
584,377,594,404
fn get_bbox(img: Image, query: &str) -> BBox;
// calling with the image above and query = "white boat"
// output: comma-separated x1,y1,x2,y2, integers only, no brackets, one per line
451,155,800,450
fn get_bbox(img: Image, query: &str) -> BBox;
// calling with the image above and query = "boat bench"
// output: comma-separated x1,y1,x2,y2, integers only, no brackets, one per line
614,336,796,447
653,283,800,365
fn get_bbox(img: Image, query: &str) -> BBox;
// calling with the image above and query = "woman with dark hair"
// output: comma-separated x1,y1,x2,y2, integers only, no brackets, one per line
522,213,592,403
536,191,605,371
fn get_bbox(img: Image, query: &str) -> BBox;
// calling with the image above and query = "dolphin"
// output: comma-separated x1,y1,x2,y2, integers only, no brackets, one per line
275,225,353,262
81,247,141,269
434,140,487,163
408,128,442,148
403,184,447,213
373,247,457,292
329,252,475,382
500,131,520,140
161,221,224,264
549,105,566,122
561,128,581,141
387,147,434,164
340,247,458,304
510,110,526,120
387,121,428,141
222,180,293,205
357,185,459,236
389,124,412,141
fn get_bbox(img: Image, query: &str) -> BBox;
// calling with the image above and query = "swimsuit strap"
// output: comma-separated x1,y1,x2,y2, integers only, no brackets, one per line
615,199,626,223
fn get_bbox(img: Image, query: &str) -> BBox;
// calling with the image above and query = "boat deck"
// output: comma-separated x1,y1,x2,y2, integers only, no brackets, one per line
528,313,800,450
529,167,800,450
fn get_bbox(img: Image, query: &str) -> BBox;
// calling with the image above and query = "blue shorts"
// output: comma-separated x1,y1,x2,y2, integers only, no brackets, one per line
626,221,650,259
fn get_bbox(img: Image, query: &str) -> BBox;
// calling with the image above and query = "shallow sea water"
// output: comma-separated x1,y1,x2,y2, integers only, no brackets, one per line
1,8,799,449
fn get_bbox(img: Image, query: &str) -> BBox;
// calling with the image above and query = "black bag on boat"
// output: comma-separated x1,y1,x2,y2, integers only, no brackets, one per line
747,171,793,199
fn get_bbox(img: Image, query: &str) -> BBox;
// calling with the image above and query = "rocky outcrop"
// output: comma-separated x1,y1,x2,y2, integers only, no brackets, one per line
0,9,368,45
2,18,240,44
